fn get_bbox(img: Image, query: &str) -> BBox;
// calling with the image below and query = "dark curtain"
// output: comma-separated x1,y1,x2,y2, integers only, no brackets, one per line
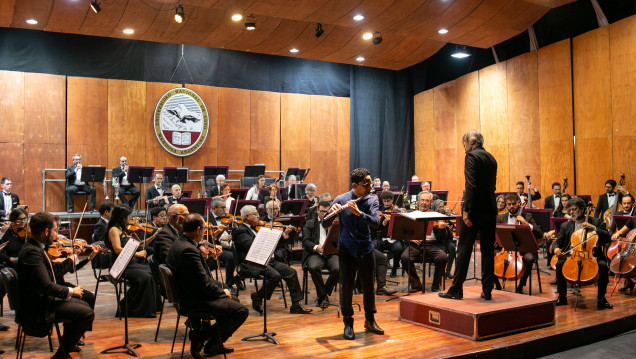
349,66,414,189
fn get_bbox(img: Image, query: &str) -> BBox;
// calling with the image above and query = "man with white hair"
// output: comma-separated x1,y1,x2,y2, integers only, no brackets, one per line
207,175,226,198
111,156,141,208
283,175,297,200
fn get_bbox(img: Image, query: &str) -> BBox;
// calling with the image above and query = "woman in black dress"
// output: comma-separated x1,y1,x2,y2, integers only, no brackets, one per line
0,208,29,267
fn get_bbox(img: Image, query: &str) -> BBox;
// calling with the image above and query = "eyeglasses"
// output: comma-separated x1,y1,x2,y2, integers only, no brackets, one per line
16,217,27,222
157,214,167,218
359,181,372,187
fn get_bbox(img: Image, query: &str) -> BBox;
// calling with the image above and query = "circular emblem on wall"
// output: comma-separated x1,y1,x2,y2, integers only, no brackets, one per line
154,88,209,157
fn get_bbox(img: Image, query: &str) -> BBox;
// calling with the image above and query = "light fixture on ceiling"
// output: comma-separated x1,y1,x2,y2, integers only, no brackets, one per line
451,46,471,58
315,23,324,38
26,19,38,25
90,0,101,13
231,14,243,21
175,5,184,23
362,32,373,40
245,14,256,30
438,28,448,34
353,14,364,21
356,56,365,62
372,32,382,45
290,48,299,53
123,28,134,34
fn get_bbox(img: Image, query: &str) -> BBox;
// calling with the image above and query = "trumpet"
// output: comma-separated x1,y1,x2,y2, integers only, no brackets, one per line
112,177,120,201
103,177,110,200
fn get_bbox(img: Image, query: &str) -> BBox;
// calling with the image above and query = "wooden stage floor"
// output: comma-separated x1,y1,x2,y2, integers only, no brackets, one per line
2,250,635,359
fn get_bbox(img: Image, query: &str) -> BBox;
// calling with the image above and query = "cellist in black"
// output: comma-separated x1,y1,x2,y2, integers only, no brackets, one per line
552,197,613,309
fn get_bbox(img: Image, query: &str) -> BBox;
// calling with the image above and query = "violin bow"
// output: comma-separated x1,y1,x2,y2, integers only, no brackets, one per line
71,201,88,285
206,210,224,288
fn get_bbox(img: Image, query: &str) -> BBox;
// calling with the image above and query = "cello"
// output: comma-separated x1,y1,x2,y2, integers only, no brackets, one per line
609,228,636,278
562,203,599,286
494,249,525,281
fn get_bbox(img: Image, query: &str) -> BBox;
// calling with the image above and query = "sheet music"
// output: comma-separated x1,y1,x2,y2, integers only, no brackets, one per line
400,211,450,221
109,238,140,281
245,227,283,267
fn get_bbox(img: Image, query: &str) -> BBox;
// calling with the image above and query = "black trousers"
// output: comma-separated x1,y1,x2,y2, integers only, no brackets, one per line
448,217,496,294
374,239,403,274
117,185,141,208
400,243,447,290
189,297,249,344
53,297,94,357
339,249,375,320
306,254,339,299
518,252,536,288
66,184,96,211
446,240,457,274
242,260,303,304
207,250,236,287
556,256,609,298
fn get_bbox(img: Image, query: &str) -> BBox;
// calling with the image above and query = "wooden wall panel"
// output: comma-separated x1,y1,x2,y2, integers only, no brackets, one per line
218,87,251,183
455,72,480,200
145,82,181,171
24,73,66,145
24,144,66,212
249,91,281,171
108,80,147,171
337,97,351,196
538,39,574,195
610,16,636,183
0,143,24,203
310,96,339,197
67,77,108,146
414,90,434,180
507,52,540,191
281,93,311,179
0,70,24,144
573,27,612,200
479,62,509,192
433,81,459,195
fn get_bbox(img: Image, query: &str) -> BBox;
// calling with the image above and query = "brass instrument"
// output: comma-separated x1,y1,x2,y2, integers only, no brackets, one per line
103,177,110,200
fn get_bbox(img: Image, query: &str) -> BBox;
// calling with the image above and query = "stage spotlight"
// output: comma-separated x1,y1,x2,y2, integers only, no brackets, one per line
315,23,324,38
175,5,184,24
451,46,470,58
372,32,382,45
245,14,256,30
90,0,101,14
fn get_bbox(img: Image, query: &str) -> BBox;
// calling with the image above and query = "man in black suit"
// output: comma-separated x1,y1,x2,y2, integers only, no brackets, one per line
611,215,636,291
16,212,94,359
208,198,237,292
233,205,312,315
609,194,634,233
168,184,184,205
65,154,96,212
440,129,498,300
594,179,627,219
553,197,613,309
496,193,545,294
282,175,297,200
166,213,248,358
261,199,296,263
206,175,225,198
145,173,169,211
544,182,562,210
302,201,339,307
93,202,114,243
111,156,141,208
153,204,188,265
0,177,20,221
515,181,541,206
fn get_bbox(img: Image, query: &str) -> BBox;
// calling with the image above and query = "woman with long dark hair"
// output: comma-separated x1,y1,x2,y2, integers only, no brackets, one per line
106,204,158,317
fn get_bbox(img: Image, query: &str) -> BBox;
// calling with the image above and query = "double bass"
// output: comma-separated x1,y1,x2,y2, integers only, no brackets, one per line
603,174,626,229
562,203,599,286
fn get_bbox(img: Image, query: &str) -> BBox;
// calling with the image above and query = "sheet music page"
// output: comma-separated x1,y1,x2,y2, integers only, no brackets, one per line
400,211,450,221
109,238,140,280
245,227,283,266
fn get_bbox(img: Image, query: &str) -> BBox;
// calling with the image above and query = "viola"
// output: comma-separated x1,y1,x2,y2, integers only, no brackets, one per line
609,228,636,277
562,203,599,286
219,214,242,226
494,249,525,281
126,219,157,234
198,240,222,260
14,223,30,239
254,220,299,232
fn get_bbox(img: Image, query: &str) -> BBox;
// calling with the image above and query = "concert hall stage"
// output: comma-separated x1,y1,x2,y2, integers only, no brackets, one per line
1,259,635,358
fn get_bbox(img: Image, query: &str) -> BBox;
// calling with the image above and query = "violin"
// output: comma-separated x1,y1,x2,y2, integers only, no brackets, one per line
197,240,222,260
254,220,299,232
47,236,109,258
219,214,242,226
561,203,599,286
609,228,636,277
126,218,158,234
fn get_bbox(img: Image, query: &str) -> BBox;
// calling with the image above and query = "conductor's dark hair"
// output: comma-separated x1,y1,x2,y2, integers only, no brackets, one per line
183,213,204,233
350,168,370,184
552,182,561,189
380,191,394,200
605,179,617,188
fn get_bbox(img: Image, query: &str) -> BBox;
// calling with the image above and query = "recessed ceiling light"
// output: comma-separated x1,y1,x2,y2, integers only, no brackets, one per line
123,28,134,34
290,48,299,53
438,28,448,34
26,19,38,25
362,32,373,40
231,14,242,21
356,57,365,62
353,14,364,21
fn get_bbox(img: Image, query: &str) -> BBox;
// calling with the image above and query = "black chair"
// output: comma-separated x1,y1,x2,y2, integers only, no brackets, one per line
302,265,338,305
147,255,168,341
232,245,288,310
90,244,124,318
0,267,62,359
158,264,226,359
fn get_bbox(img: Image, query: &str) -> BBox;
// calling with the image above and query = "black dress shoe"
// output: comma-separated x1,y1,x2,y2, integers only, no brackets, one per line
0,323,9,331
235,276,246,290
597,298,614,310
516,286,524,294
204,342,234,356
250,292,263,314
438,291,463,300
77,340,85,346
70,345,81,353
408,286,423,293
555,296,568,306
619,280,635,292
343,320,355,340
290,303,313,314
549,279,557,285
480,291,492,300
377,286,397,295
364,320,384,335
445,272,454,279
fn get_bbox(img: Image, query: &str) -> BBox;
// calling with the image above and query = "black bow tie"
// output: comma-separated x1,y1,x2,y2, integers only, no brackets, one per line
608,193,615,197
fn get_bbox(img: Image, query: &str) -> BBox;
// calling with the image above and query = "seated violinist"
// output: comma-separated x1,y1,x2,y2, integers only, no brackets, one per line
609,194,634,233
553,197,613,309
495,194,544,294
0,208,29,267
233,205,312,315
153,204,188,265
400,192,448,292
611,214,636,292
375,191,403,280
207,198,237,292
261,199,296,263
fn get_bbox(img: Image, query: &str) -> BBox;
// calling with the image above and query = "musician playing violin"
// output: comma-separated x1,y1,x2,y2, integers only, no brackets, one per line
610,213,636,292
495,193,545,294
0,208,29,266
262,199,296,263
207,198,237,292
400,191,449,293
153,204,188,265
553,197,613,309
609,194,634,234
376,190,404,279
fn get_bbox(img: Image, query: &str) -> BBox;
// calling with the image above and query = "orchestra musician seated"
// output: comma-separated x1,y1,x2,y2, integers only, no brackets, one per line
609,194,634,233
0,177,20,221
233,205,312,315
302,201,340,307
259,184,281,206
208,198,238,293
168,184,183,205
283,175,297,200
153,204,189,265
553,197,613,309
381,181,390,192
304,183,318,208
306,192,331,220
206,175,226,198
93,202,114,243
261,199,296,263
552,193,572,219
219,184,235,213
111,156,141,208
544,182,563,210
515,180,541,206
245,175,266,201
594,179,627,219
145,173,169,211
400,191,449,293
496,194,506,216
16,212,94,359
0,208,29,267
375,191,403,279
495,193,544,294
65,154,96,213
166,213,249,359
611,213,636,292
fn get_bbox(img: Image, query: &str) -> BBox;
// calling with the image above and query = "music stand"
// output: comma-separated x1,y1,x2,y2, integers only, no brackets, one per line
280,200,309,216
242,228,284,345
230,188,248,200
245,165,265,177
127,166,154,184
181,198,211,216
550,217,569,232
293,183,307,199
431,190,448,202
102,238,142,357
80,166,106,184
203,166,229,178
163,167,189,187
406,181,422,196
322,221,340,256
495,224,539,295
286,168,306,181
